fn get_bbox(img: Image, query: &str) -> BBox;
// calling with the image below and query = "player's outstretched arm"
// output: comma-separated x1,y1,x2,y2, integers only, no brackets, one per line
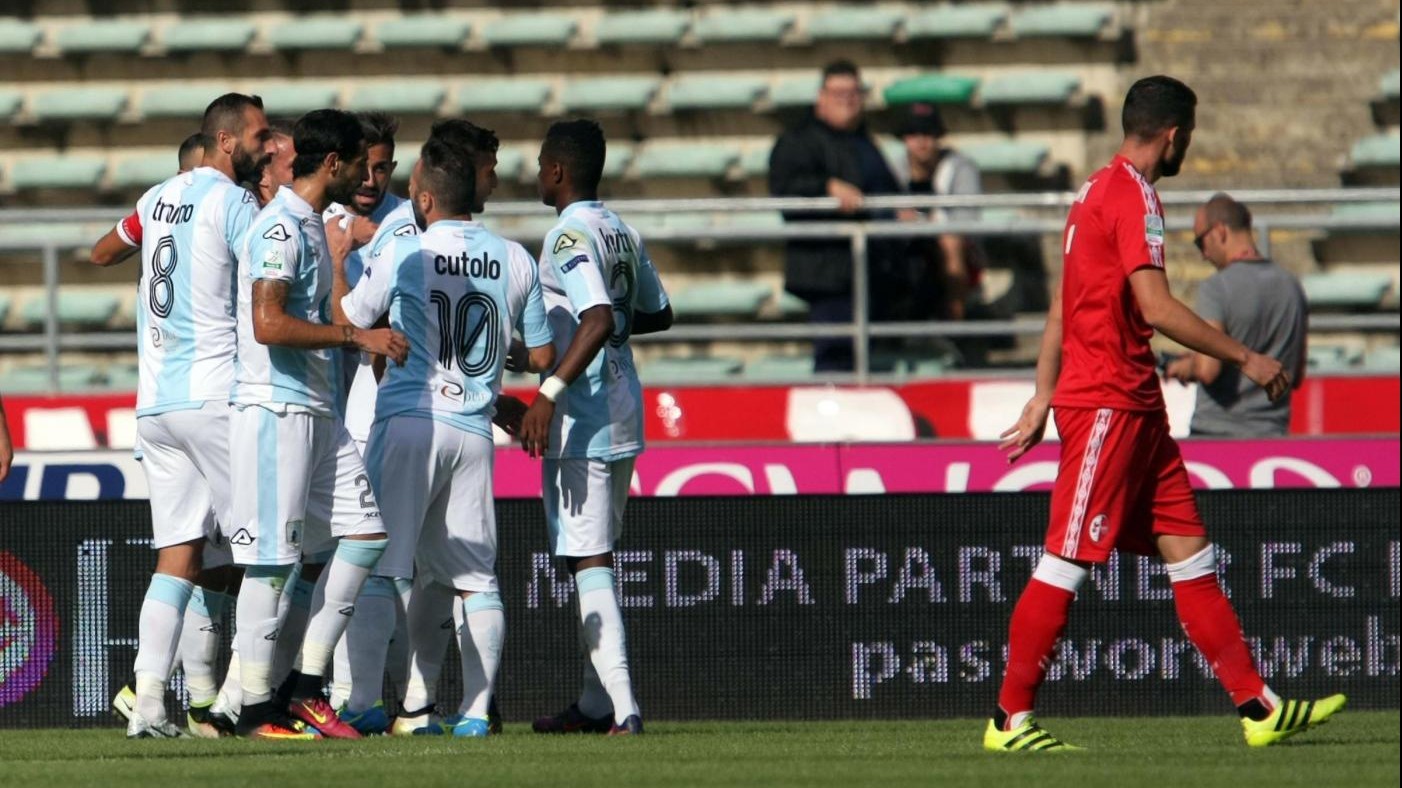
89,227,139,267
1129,267,1289,401
518,304,613,458
252,279,409,364
632,304,673,336
999,292,1062,463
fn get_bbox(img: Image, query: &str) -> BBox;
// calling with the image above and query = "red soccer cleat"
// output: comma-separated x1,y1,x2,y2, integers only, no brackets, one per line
289,695,362,740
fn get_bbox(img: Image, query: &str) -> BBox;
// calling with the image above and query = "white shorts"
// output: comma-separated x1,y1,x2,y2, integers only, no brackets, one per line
543,457,635,558
365,415,498,593
137,401,233,570
227,404,384,566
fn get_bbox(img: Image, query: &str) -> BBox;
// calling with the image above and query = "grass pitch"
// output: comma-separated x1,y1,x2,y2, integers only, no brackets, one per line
1,713,1396,788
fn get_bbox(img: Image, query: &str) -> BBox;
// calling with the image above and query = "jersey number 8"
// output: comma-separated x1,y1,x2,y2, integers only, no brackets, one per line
148,235,178,319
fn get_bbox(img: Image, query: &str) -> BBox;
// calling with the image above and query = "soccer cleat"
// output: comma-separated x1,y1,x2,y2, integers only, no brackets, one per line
451,717,491,738
111,684,137,722
487,696,503,735
289,694,362,740
1241,694,1347,747
983,718,1081,752
241,718,318,741
210,692,240,727
187,702,233,739
391,707,445,736
126,711,189,739
531,703,613,735
339,700,391,736
608,715,644,736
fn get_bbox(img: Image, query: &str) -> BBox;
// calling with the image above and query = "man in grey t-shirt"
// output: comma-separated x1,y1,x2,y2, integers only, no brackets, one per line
1166,193,1307,436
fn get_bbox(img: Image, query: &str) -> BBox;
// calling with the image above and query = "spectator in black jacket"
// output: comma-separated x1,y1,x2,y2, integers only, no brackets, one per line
769,60,904,372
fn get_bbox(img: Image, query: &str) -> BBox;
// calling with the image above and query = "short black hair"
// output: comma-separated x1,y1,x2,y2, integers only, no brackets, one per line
417,136,476,215
428,117,499,160
290,109,365,180
822,59,861,83
201,92,264,140
1121,75,1197,139
1204,192,1252,231
541,118,606,193
358,111,399,154
267,117,295,138
178,133,208,167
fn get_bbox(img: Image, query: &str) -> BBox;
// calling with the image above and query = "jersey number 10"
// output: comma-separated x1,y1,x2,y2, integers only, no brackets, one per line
430,289,500,376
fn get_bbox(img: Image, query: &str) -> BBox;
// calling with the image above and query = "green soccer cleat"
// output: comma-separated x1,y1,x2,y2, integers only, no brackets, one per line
983,718,1082,752
111,684,137,722
1241,694,1347,747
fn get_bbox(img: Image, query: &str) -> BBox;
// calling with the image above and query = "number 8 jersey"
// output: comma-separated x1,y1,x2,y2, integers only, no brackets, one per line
133,167,259,416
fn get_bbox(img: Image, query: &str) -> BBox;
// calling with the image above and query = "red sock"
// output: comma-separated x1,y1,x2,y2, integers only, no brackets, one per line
997,579,1074,724
1172,574,1269,708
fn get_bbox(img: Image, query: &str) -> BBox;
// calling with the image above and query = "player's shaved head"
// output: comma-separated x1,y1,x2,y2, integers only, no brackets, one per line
541,118,606,194
415,136,477,217
1202,192,1252,231
177,132,208,172
201,93,264,140
1122,75,1197,139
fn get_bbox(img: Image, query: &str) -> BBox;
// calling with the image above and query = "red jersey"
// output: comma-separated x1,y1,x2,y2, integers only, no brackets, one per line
1052,155,1166,412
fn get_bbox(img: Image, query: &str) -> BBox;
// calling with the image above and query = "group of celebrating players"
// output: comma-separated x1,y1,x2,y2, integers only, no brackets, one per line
100,95,668,740
100,73,1345,750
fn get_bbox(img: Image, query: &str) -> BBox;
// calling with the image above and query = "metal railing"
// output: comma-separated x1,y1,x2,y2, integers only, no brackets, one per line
0,187,1398,387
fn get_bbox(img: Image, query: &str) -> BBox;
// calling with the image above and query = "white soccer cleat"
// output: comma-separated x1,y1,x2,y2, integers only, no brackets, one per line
126,711,190,739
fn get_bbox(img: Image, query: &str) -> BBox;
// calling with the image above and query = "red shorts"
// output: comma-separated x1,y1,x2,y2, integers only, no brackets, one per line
1045,407,1206,563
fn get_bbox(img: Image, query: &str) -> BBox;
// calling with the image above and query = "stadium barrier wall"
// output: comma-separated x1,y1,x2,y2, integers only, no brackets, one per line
1,489,1397,727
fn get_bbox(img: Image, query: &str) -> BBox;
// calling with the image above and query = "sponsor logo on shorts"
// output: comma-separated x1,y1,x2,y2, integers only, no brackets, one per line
230,528,255,546
1089,514,1108,543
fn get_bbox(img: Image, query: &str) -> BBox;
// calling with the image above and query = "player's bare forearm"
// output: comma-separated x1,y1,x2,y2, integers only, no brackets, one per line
527,343,556,373
1191,321,1226,385
1032,293,1063,402
551,305,614,385
89,229,137,267
632,305,673,336
1129,270,1248,367
252,280,359,350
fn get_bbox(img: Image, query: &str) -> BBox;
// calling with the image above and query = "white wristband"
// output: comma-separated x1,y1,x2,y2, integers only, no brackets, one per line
538,375,567,403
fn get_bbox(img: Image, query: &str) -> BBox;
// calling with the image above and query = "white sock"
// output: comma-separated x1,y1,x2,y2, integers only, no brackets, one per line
457,592,505,720
218,647,242,713
133,573,194,722
179,586,229,707
330,633,352,709
401,579,457,712
346,576,397,711
575,617,611,720
575,567,639,724
271,573,316,686
237,565,294,705
299,538,386,679
386,578,413,703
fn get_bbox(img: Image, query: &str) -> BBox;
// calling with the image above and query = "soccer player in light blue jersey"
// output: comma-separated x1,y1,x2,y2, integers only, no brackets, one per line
108,94,273,739
343,134,555,738
520,119,673,737
229,109,408,740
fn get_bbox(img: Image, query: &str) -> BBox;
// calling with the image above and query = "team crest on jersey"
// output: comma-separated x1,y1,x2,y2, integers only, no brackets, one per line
262,248,283,271
263,224,291,242
1144,214,1165,247
561,254,589,274
1089,514,1108,543
552,232,579,255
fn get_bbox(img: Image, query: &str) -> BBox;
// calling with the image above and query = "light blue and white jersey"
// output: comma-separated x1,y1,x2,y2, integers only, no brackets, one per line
538,201,669,461
134,166,259,416
324,193,408,290
233,186,338,416
343,218,551,441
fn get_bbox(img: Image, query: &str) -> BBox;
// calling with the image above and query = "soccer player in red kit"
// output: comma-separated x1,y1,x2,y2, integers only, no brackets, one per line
985,75,1345,752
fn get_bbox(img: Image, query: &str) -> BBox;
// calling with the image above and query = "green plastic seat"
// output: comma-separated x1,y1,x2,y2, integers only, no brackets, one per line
456,78,553,113
640,356,743,384
1382,69,1401,100
258,83,340,115
769,75,822,107
668,75,768,110
806,7,902,40
905,5,1008,38
1330,201,1400,225
140,85,228,118
633,144,739,179
348,81,445,114
482,15,577,47
493,147,524,180
980,73,1081,105
1011,4,1113,37
560,76,660,112
1350,134,1401,168
376,16,471,49
962,141,1048,174
670,281,773,318
883,74,980,106
32,87,128,121
741,355,815,381
0,89,22,120
1363,345,1401,373
162,19,256,52
0,19,41,53
740,147,772,177
104,363,141,391
112,154,177,189
1307,345,1359,371
22,291,121,327
596,9,690,45
55,20,150,53
774,290,810,316
1301,273,1393,308
0,222,104,249
602,143,634,179
0,365,104,393
10,157,106,189
267,18,363,51
725,211,785,232
692,9,794,42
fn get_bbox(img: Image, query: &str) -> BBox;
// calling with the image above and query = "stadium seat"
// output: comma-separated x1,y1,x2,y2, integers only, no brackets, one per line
633,144,739,179
692,8,795,42
21,291,121,328
1301,272,1393,308
54,20,151,53
456,78,553,113
667,75,769,111
560,76,660,112
727,210,787,233
1382,69,1401,100
805,6,902,41
375,15,471,49
769,74,822,108
31,87,127,121
104,363,141,392
493,147,525,180
482,14,577,47
602,143,634,179
596,9,690,45
0,366,102,394
669,281,773,318
639,356,744,384
267,18,363,51
10,157,106,190
140,84,228,118
258,83,341,115
1330,201,1401,225
1363,345,1401,373
883,74,981,106
741,355,815,381
348,81,445,114
0,294,10,326
1307,345,1360,371
161,19,256,52
0,89,22,120
740,146,773,177
962,141,1049,174
0,19,41,54
905,5,1009,39
112,154,174,189
1010,4,1114,37
979,73,1081,105
1350,134,1401,168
